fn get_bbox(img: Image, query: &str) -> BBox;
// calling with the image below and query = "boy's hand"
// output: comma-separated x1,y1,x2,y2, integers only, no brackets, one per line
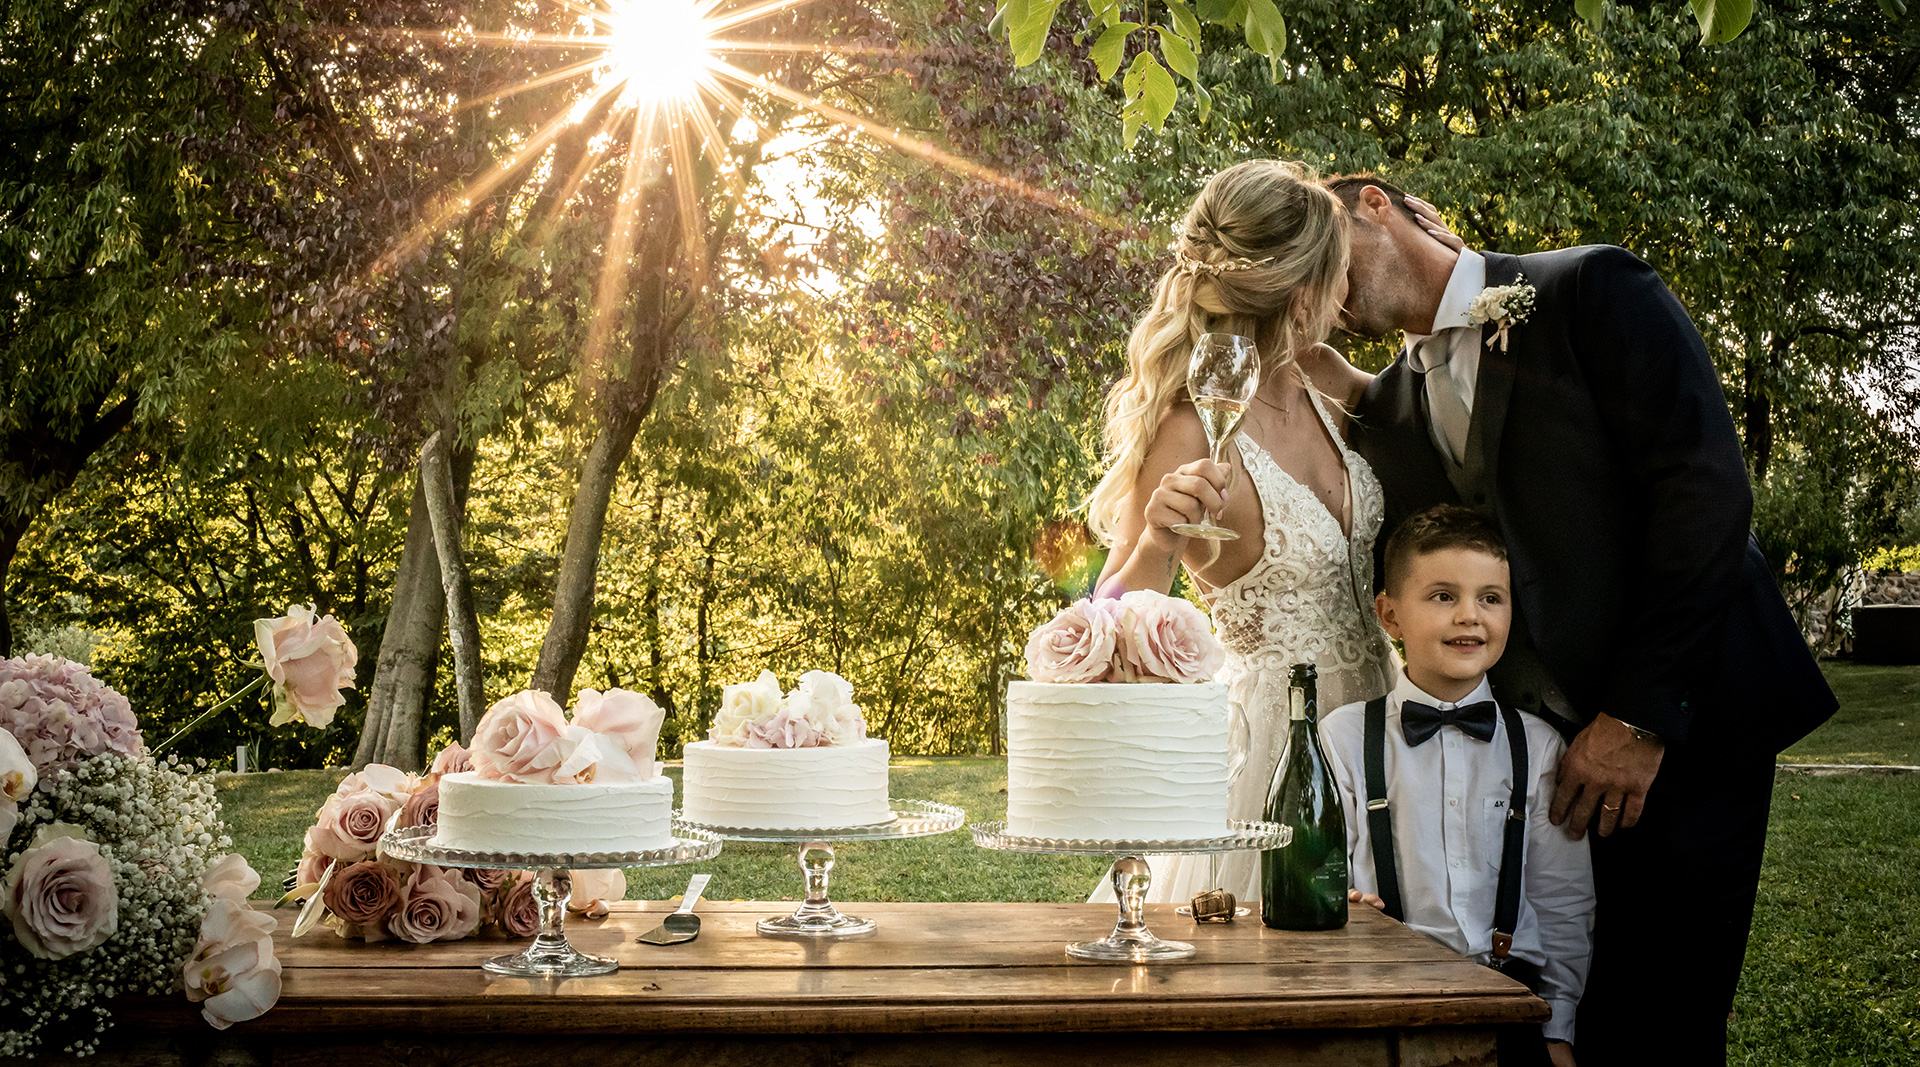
1547,1041,1577,1067
1550,712,1665,840
1347,888,1387,913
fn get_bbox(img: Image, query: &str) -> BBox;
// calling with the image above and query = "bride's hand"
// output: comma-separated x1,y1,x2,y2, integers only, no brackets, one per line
1404,195,1465,251
1144,458,1232,540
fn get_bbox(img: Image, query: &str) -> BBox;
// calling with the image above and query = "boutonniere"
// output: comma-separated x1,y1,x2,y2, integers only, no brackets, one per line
1466,276,1536,352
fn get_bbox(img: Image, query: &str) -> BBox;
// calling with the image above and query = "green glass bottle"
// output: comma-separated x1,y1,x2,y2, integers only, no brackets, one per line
1260,663,1349,930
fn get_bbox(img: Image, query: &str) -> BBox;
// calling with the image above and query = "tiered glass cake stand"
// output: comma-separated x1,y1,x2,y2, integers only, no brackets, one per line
969,820,1291,962
381,823,722,977
677,799,965,937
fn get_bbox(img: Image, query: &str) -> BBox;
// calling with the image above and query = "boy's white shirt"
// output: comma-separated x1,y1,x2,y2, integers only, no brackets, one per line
1321,674,1595,1044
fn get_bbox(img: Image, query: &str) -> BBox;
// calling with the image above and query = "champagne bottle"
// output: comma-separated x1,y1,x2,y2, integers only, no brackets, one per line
1260,663,1349,930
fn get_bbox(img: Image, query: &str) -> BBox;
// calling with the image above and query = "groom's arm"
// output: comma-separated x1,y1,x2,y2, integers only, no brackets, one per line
1569,245,1751,744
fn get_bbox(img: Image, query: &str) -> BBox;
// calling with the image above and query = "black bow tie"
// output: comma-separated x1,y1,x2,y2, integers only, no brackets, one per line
1401,700,1499,746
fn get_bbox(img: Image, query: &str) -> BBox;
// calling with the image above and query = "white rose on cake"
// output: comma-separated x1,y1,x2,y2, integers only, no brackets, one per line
573,688,667,778
786,670,866,746
1023,597,1125,683
711,670,783,745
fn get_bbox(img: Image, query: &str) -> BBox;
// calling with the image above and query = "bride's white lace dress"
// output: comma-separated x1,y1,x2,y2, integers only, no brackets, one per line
1093,388,1396,904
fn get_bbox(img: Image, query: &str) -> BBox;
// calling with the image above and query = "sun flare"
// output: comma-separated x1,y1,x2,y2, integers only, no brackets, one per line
597,0,718,108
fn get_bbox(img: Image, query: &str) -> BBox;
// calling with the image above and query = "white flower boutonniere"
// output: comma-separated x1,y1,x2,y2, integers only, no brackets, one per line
1466,276,1536,352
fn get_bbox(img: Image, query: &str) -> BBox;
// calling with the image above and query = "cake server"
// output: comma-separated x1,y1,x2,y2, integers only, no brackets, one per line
637,873,712,945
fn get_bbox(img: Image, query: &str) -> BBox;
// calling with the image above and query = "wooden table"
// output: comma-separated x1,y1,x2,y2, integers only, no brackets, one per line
100,901,1544,1067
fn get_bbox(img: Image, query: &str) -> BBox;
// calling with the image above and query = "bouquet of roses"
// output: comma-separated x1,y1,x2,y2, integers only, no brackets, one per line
1024,589,1226,684
0,655,280,1058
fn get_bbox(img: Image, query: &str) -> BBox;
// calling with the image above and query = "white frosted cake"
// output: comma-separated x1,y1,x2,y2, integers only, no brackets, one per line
431,772,674,855
427,686,675,856
681,737,891,829
1005,681,1230,840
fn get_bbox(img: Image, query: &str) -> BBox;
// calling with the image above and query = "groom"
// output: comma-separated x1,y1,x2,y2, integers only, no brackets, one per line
1329,176,1836,1066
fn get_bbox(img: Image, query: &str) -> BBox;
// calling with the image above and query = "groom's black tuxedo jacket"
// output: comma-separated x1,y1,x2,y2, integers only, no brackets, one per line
1351,245,1835,752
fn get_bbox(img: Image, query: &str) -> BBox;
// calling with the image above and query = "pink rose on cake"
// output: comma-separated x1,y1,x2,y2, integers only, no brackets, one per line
1113,590,1226,683
1024,597,1125,683
429,741,472,776
711,670,783,746
572,688,666,780
469,691,609,785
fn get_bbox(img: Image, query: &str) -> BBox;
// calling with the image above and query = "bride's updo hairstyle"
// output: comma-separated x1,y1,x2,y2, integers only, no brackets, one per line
1088,159,1350,546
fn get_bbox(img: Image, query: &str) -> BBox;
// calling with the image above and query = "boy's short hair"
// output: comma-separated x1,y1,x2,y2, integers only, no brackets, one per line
1382,505,1509,594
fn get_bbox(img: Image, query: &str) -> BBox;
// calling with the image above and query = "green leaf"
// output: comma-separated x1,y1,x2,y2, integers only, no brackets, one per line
1156,26,1200,82
1574,0,1606,29
1198,0,1243,26
1194,81,1214,125
1009,0,1063,66
1243,0,1287,58
1691,0,1752,44
1137,52,1178,131
1088,0,1123,27
1165,0,1203,43
1091,23,1137,82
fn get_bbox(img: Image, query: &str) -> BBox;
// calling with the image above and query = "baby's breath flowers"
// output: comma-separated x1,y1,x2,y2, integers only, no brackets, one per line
1,657,276,1058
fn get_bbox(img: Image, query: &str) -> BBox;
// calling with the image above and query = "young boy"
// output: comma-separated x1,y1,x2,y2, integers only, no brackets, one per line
1321,505,1594,1067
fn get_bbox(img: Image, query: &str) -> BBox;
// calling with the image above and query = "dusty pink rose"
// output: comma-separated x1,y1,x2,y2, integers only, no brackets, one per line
1113,590,1225,683
1,823,119,960
202,853,260,904
323,860,404,927
429,742,472,776
295,843,332,890
184,897,281,1030
567,868,626,918
1023,598,1125,683
470,691,576,783
307,786,400,863
0,655,144,788
388,864,484,943
397,775,441,829
463,866,511,893
744,704,824,749
573,688,665,778
254,604,358,729
493,872,540,937
787,671,866,746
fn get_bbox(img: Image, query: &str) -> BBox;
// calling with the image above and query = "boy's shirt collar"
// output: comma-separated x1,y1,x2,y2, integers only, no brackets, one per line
1391,673,1496,712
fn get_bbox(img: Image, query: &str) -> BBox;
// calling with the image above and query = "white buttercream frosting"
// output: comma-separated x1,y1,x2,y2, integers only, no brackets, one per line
430,772,674,855
1005,681,1231,841
681,737,891,829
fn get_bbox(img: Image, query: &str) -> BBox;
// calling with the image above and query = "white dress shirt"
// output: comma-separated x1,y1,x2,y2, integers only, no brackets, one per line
1403,249,1487,458
1321,674,1595,1043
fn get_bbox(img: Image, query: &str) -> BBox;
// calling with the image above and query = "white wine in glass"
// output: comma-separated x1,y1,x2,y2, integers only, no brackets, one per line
1170,332,1260,541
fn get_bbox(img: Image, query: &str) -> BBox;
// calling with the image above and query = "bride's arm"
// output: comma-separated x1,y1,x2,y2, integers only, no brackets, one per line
1093,405,1233,598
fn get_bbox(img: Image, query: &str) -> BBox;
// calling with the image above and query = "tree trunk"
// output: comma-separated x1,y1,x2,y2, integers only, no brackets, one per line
0,514,27,658
354,446,476,770
530,405,649,699
1744,342,1778,481
420,431,485,741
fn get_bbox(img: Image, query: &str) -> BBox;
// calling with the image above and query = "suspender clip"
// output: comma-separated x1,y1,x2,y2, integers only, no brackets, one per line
1366,798,1389,811
1491,932,1513,960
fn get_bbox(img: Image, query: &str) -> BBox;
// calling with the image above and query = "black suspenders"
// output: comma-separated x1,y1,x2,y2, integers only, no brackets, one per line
1362,696,1531,966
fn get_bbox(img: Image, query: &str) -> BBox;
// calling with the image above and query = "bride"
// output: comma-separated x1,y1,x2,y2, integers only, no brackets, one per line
1088,160,1395,903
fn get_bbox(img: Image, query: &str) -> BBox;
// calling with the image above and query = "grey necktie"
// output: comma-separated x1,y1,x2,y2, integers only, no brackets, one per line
1409,333,1472,466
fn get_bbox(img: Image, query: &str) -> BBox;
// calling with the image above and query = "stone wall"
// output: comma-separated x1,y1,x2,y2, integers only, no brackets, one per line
1863,570,1920,606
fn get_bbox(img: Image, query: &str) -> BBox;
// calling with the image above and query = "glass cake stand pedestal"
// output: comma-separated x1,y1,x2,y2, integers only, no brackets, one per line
676,799,965,937
969,820,1291,962
381,823,722,977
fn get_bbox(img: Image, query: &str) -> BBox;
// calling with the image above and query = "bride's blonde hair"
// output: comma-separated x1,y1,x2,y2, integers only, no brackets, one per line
1088,159,1350,546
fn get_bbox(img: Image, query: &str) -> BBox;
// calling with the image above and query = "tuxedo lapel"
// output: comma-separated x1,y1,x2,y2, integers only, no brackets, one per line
1465,252,1524,504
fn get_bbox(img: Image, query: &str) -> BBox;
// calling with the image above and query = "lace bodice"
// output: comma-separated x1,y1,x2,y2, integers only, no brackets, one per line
1200,387,1395,750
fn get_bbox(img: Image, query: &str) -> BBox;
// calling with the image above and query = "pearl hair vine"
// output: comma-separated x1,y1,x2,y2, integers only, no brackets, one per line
1173,246,1275,277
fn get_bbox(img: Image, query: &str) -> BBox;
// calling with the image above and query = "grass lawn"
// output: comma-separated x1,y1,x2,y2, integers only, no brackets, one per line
1781,661,1920,765
217,662,1920,1066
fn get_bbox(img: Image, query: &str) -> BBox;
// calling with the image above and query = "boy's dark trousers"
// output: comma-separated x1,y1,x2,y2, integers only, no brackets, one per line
1495,957,1552,1067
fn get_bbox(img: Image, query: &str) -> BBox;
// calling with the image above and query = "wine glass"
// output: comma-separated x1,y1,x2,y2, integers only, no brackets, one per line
1169,333,1260,541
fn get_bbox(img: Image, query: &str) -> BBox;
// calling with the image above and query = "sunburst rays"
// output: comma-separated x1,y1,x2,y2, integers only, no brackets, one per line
362,0,1104,376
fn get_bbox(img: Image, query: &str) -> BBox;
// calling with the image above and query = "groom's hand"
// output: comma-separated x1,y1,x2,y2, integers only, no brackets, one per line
1550,713,1665,840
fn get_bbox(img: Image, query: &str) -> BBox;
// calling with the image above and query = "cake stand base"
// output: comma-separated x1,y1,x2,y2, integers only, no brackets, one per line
1067,856,1196,963
757,842,876,938
483,940,620,977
